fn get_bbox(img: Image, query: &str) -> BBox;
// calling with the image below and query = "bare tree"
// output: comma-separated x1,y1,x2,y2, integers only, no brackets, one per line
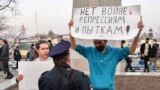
0,0,19,50
0,25,27,48
0,0,17,31
0,0,16,11
0,14,9,30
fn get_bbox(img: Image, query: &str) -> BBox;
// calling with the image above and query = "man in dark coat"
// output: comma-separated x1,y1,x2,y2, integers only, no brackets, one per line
121,40,135,72
149,39,159,72
48,40,53,51
140,38,151,72
0,39,13,79
14,46,22,69
38,40,90,90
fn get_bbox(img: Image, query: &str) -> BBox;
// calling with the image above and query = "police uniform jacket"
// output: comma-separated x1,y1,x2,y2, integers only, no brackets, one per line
38,63,90,90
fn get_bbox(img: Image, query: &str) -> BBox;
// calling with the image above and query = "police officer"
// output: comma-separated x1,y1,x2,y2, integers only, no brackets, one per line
38,40,90,90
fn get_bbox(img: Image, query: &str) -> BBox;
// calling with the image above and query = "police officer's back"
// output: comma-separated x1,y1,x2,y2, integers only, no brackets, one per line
38,40,90,90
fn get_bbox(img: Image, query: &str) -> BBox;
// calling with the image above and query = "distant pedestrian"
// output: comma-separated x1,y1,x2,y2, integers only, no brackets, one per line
0,39,13,79
28,43,35,61
154,39,160,59
149,39,158,72
121,40,135,72
48,40,53,51
140,38,151,72
14,46,22,69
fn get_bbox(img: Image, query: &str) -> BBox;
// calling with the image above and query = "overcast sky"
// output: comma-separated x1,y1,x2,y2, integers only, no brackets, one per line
122,0,160,35
9,0,73,36
9,0,160,36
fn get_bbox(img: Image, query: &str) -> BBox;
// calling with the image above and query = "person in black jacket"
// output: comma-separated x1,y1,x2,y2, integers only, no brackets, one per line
48,40,53,51
149,39,158,72
0,39,13,79
14,46,22,69
38,40,90,90
121,40,135,72
140,38,151,72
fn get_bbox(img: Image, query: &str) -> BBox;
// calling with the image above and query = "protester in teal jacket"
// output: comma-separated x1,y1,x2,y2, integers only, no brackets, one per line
68,16,144,90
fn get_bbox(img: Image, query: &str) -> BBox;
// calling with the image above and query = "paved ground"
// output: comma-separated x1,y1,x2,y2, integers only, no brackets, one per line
0,67,18,90
0,68,17,83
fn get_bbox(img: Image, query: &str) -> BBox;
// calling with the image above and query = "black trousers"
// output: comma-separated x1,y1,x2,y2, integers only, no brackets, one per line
2,60,13,77
143,56,150,71
16,60,20,69
125,57,133,71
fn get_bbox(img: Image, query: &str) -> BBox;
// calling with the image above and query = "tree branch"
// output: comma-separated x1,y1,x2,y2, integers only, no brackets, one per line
0,0,15,10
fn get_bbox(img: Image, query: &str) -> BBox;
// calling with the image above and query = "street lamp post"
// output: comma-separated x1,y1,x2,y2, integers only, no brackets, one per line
148,28,153,39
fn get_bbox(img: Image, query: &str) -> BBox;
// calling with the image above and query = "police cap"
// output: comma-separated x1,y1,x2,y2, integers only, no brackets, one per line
48,40,71,57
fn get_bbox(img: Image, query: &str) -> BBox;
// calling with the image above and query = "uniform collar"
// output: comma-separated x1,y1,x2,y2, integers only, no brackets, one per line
55,63,71,68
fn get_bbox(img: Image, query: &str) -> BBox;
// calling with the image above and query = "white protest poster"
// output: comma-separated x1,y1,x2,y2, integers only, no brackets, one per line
72,5,141,40
18,61,53,90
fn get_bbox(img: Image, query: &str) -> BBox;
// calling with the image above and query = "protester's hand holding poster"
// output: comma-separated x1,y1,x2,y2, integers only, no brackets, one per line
72,5,141,40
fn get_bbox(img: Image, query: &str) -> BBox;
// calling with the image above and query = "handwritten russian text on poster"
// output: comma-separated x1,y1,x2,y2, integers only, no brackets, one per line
72,5,141,40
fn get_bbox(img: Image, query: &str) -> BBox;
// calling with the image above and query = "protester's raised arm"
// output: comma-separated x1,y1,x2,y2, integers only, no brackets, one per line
130,16,144,54
68,20,77,49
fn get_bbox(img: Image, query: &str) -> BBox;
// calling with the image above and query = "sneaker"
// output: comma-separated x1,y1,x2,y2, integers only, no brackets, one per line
131,70,135,72
4,77,10,79
9,74,13,79
2,73,6,77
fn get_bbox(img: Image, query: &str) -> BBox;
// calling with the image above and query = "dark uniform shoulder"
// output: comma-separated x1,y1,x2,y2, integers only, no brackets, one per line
38,71,50,90
72,69,88,77
41,71,49,76
71,69,90,90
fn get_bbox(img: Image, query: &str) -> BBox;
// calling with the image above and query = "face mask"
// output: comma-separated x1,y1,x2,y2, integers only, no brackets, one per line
96,45,105,52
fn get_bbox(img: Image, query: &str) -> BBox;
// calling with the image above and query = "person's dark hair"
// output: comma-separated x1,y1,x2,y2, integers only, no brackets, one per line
33,49,39,58
35,40,48,49
48,40,51,43
146,38,150,41
121,40,126,48
121,40,126,44
30,43,34,48
3,39,8,45
16,46,19,48
153,39,157,42
52,50,70,64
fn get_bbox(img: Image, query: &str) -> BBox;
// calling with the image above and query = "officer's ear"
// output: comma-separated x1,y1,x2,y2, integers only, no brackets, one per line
65,55,71,65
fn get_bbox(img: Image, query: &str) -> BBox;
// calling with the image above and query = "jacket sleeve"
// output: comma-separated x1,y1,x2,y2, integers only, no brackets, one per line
74,71,90,90
0,45,9,60
75,44,91,58
153,45,158,55
14,49,17,59
118,47,130,62
38,71,51,90
79,73,90,90
140,44,144,54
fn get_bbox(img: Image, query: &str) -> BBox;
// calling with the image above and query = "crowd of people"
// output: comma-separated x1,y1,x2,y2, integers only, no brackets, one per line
121,38,160,73
0,17,160,90
140,38,159,72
